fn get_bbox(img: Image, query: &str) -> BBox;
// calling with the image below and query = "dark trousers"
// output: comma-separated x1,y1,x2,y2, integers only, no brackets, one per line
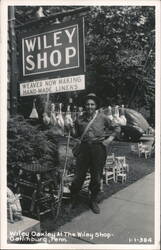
70,142,107,200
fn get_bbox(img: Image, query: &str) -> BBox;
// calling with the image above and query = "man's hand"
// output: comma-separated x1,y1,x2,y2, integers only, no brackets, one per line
102,136,115,148
68,123,76,136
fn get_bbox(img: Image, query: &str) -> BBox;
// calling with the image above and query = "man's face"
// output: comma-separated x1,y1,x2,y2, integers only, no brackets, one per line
85,99,97,115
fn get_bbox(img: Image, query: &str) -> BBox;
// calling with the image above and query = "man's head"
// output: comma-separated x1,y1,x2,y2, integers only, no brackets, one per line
84,93,100,116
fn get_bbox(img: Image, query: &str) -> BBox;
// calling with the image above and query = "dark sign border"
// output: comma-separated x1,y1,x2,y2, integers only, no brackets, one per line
17,18,85,82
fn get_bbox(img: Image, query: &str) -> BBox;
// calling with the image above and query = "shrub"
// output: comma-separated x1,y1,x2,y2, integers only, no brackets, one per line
7,115,59,187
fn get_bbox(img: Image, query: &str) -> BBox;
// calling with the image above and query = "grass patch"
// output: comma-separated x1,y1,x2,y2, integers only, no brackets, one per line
41,141,154,232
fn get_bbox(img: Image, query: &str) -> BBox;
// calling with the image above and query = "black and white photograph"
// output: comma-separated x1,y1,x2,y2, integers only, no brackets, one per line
0,0,160,249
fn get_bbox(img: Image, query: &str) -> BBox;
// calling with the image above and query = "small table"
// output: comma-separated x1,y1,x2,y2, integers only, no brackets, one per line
16,163,58,220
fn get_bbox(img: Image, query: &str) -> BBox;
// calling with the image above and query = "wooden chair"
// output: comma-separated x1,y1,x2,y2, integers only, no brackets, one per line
143,145,152,159
105,153,115,165
104,166,117,185
104,153,117,185
138,143,152,159
131,144,138,153
138,142,143,157
115,162,127,183
115,156,129,172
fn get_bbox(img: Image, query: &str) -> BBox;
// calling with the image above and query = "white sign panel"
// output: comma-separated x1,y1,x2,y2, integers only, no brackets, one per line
20,75,85,96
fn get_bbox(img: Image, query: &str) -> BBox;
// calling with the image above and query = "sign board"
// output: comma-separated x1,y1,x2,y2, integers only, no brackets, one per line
19,19,85,81
20,75,85,96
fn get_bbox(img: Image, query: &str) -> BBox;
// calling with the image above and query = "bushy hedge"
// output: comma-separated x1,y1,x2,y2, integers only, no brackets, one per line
7,115,59,187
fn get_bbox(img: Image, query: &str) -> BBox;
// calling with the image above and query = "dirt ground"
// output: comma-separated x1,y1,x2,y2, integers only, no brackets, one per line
41,141,154,232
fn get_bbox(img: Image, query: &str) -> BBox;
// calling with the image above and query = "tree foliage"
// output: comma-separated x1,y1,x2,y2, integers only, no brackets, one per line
7,115,59,175
84,7,155,110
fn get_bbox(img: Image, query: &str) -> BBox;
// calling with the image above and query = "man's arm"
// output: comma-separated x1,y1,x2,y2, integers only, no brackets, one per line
102,115,121,147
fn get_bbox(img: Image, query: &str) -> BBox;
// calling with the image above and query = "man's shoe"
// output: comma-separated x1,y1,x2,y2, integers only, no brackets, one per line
90,200,100,214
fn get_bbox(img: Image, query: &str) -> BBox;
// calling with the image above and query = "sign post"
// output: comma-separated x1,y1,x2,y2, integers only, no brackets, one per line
9,6,18,115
